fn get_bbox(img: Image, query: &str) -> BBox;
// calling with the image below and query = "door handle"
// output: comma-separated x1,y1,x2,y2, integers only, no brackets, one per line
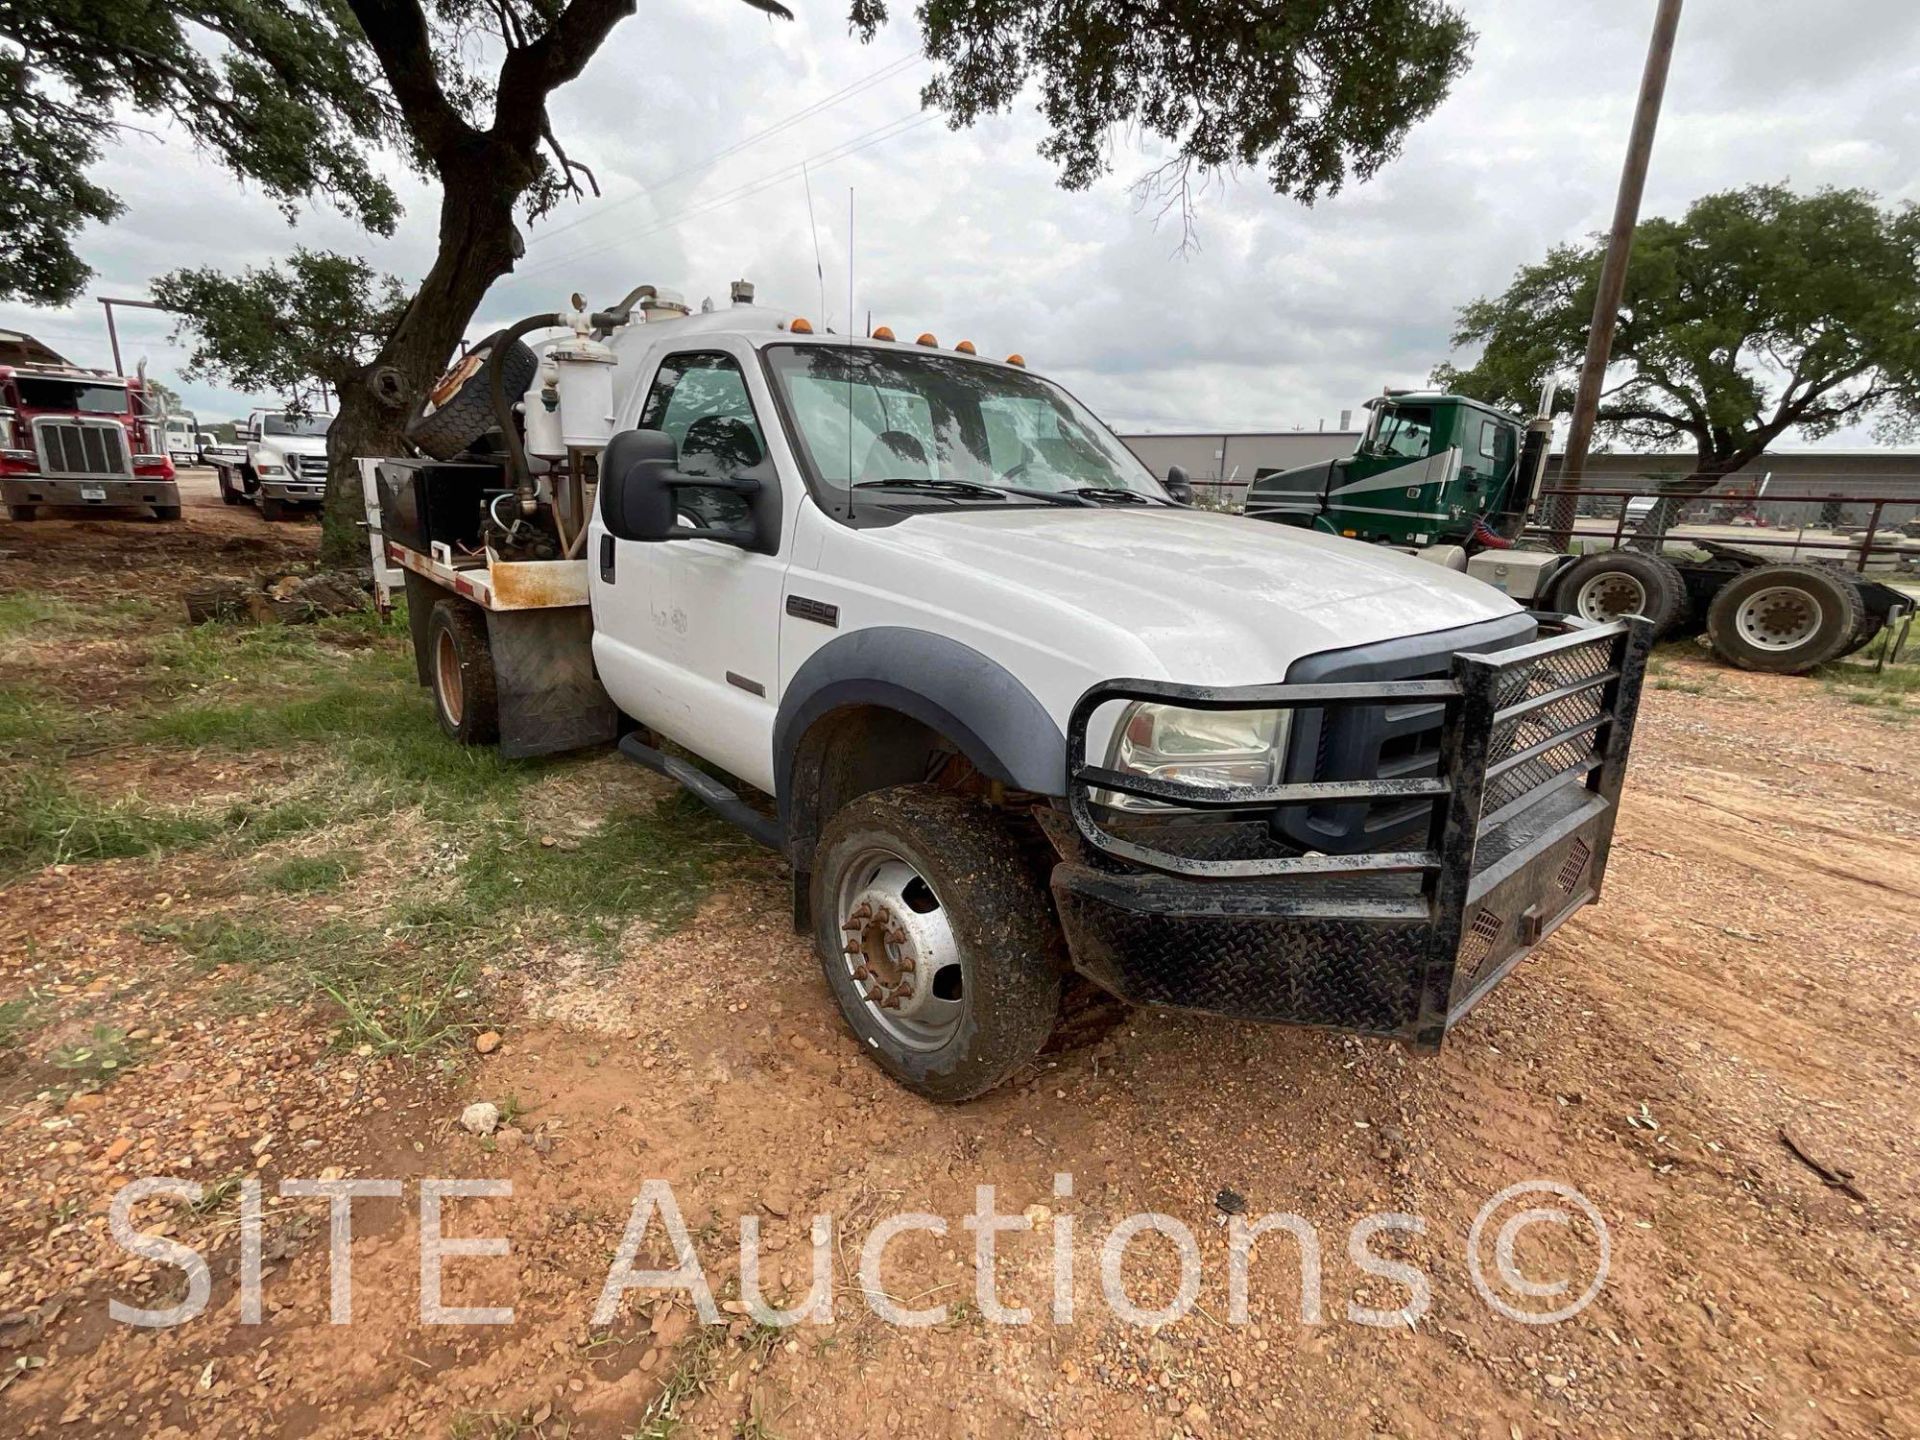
599,533,615,583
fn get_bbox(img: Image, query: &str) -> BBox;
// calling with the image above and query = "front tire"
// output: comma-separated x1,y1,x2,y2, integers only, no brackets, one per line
6,504,37,522
811,785,1062,1101
427,598,499,745
259,496,289,522
1705,564,1862,674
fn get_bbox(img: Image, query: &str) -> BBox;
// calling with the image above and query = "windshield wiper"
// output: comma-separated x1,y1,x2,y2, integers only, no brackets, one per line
852,478,1010,501
1065,487,1155,505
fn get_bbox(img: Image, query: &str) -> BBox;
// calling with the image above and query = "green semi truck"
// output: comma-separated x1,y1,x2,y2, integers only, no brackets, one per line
1244,390,1911,674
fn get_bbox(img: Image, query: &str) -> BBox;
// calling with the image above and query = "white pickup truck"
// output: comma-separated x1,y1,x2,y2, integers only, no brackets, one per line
370,284,1651,1100
210,408,332,520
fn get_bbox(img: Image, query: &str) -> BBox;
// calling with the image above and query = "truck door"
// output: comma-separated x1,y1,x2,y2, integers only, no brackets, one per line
590,346,787,794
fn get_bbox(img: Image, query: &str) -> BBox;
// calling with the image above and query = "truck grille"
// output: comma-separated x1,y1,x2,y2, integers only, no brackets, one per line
292,454,329,481
1279,612,1538,853
33,418,132,478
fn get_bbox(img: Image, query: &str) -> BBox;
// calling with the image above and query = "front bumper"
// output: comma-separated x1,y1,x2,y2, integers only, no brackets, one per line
260,478,326,504
1050,617,1651,1048
3,476,180,508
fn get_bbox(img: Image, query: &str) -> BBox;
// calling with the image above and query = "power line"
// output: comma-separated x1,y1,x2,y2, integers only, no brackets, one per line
529,53,926,249
515,112,936,281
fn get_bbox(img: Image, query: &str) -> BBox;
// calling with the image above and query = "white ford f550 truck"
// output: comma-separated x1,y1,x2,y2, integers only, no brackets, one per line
212,408,332,520
371,282,1651,1100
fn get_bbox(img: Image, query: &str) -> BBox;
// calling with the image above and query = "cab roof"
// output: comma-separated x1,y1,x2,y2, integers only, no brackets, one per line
1366,390,1521,423
603,304,1030,370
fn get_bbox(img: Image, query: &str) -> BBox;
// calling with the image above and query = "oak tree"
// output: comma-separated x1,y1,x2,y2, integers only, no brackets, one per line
1436,184,1920,485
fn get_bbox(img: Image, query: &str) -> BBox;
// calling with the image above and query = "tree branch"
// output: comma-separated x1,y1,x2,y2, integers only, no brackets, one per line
345,0,472,161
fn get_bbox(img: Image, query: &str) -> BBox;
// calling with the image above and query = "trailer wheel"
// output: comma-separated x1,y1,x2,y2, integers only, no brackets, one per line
1550,551,1687,634
406,332,539,462
428,598,500,745
811,784,1061,1102
6,504,37,522
1704,564,1862,674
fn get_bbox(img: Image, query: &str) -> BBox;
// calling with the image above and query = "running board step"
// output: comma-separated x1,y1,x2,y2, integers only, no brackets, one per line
617,733,786,852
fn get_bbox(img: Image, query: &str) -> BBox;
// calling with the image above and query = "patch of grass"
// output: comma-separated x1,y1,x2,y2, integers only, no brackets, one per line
0,684,80,760
452,793,736,949
0,593,150,639
258,850,363,894
318,957,475,1057
0,770,225,871
0,995,50,1050
630,1327,726,1440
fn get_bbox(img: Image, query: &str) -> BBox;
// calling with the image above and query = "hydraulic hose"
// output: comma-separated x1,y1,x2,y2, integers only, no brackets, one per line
488,311,562,515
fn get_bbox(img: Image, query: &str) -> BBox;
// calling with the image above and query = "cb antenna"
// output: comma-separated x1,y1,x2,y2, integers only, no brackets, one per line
846,186,855,521
802,161,827,329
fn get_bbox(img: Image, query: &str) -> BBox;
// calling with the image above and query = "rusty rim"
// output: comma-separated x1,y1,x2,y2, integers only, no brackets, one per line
425,351,486,415
434,628,464,727
834,847,964,1052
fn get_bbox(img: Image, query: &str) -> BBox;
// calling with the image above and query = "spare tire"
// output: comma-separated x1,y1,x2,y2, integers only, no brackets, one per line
1549,550,1688,635
1705,564,1863,674
405,332,538,461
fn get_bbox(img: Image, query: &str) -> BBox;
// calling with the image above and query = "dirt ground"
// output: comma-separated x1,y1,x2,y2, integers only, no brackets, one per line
1,485,1916,1439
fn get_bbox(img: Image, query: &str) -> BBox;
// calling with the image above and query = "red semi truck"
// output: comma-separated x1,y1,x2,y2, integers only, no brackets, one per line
0,363,180,522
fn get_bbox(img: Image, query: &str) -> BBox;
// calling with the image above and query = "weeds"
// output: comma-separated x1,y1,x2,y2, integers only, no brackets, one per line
258,850,363,894
317,958,474,1057
48,1024,141,1082
629,1327,725,1440
0,995,49,1049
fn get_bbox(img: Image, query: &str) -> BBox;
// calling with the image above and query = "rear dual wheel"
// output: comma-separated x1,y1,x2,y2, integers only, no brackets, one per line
1705,565,1863,674
428,598,499,745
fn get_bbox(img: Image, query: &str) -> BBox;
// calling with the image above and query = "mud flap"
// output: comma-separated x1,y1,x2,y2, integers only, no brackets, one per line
484,607,618,758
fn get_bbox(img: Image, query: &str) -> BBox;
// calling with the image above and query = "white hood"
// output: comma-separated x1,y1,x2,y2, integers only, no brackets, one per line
257,435,328,458
849,505,1520,688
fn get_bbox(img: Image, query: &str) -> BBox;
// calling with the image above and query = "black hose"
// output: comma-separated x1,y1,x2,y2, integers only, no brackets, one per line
591,284,657,339
488,311,562,514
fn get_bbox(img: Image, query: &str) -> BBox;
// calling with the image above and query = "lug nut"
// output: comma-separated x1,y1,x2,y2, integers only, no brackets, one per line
898,957,916,973
844,939,862,955
896,983,913,1000
886,926,907,945
853,965,871,981
864,984,884,1003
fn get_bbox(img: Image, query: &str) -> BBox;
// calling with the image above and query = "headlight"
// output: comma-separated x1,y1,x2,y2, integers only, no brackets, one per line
1098,702,1291,811
259,463,287,476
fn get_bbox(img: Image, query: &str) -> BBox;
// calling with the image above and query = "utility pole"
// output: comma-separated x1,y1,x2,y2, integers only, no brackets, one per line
1549,0,1684,546
96,295,168,377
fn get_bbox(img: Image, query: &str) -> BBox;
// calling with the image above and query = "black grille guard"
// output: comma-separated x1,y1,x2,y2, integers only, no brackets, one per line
1057,615,1653,1046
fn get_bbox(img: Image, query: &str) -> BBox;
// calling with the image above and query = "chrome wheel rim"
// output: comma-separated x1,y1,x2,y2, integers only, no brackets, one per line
1575,571,1648,623
435,629,464,725
833,847,965,1052
1735,585,1821,651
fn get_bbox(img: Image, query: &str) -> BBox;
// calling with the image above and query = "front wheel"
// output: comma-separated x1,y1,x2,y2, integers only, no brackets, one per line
6,504,37,522
811,785,1062,1101
258,496,289,522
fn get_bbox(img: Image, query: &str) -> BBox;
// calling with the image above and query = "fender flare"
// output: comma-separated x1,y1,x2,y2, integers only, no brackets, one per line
773,627,1066,829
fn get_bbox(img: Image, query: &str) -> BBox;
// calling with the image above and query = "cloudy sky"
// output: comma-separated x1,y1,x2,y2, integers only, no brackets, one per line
5,0,1916,443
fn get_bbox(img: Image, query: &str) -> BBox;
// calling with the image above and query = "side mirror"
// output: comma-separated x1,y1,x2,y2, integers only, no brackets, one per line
1163,465,1194,505
601,427,760,547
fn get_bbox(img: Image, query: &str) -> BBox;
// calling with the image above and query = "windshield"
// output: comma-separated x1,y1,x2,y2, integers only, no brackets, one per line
16,378,128,415
764,344,1163,508
1364,404,1435,460
261,413,332,437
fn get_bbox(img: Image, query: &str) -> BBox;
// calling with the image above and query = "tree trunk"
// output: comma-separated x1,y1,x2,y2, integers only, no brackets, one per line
319,143,533,570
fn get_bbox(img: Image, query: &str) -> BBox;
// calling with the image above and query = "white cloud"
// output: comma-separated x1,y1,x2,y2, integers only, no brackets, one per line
6,0,1917,444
